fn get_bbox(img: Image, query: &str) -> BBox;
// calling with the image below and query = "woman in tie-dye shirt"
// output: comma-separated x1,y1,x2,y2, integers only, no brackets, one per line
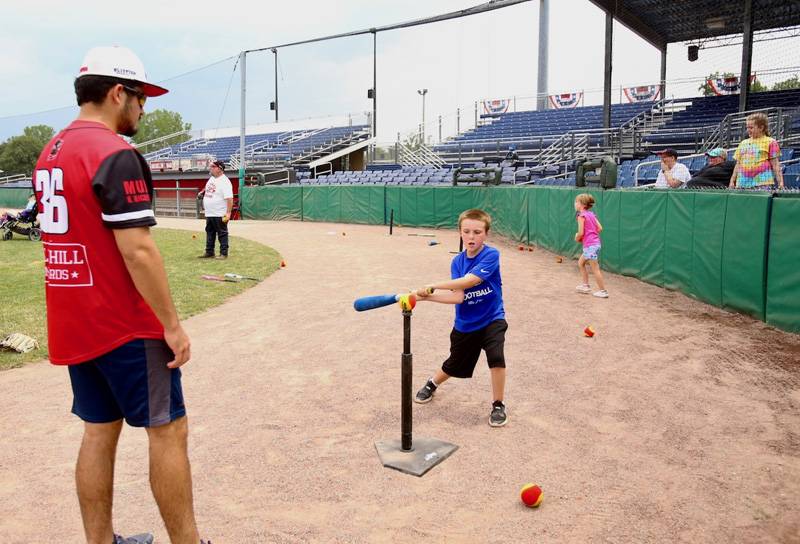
729,112,784,189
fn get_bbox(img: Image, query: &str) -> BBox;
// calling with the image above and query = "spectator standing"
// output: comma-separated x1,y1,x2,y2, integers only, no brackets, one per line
730,112,784,189
198,159,233,259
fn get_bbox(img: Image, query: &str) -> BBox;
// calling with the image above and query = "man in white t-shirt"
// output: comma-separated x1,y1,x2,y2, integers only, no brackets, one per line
654,148,691,188
197,160,233,259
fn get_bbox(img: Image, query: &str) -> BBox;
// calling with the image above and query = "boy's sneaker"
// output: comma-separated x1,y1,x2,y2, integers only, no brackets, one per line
414,379,438,404
575,284,592,294
593,290,609,298
197,253,214,259
114,534,154,544
490,401,508,427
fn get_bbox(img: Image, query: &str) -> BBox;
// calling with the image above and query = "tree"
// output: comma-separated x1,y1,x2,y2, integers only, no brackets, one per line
0,125,55,176
699,72,765,96
132,109,192,148
772,75,800,91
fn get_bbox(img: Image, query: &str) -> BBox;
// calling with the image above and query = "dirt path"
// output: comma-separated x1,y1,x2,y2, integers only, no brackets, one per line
2,218,799,544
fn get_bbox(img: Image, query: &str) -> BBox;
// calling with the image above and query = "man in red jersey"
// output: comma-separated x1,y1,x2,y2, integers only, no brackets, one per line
33,46,209,544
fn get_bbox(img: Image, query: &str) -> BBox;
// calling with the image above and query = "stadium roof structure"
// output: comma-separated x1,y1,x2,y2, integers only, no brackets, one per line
589,0,800,49
586,0,800,126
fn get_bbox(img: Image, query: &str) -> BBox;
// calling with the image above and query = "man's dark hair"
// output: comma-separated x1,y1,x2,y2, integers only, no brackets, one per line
74,75,136,106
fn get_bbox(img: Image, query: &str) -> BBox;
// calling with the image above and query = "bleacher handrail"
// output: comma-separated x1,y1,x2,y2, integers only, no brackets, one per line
0,174,28,186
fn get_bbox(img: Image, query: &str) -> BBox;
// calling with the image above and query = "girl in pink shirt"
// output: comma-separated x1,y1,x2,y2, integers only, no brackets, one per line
574,193,608,298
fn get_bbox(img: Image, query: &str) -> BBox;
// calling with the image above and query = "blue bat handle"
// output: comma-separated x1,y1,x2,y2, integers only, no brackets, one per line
353,294,399,312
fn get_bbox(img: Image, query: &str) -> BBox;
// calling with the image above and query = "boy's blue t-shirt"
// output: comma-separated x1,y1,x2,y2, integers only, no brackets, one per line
452,244,505,332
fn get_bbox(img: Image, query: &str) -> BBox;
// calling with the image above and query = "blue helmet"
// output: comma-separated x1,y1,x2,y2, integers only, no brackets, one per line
509,145,516,151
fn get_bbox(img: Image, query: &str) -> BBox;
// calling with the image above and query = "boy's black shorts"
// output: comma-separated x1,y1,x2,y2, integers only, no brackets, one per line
442,319,508,379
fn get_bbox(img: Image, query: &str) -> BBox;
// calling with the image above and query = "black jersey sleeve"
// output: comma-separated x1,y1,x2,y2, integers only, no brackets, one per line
92,149,157,229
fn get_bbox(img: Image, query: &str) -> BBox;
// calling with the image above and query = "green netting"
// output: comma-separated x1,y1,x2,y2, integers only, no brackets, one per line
525,188,538,247
487,187,527,242
416,187,437,227
433,187,455,229
0,188,33,209
399,187,419,226
555,188,579,257
231,185,798,333
766,197,800,332
241,186,302,220
637,191,667,286
339,185,385,225
721,192,770,320
302,186,342,223
618,191,644,277
386,186,402,226
689,192,727,307
600,190,622,273
534,188,552,248
663,191,695,293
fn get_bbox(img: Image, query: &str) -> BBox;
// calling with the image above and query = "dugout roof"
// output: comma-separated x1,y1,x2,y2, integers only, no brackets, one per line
588,0,800,49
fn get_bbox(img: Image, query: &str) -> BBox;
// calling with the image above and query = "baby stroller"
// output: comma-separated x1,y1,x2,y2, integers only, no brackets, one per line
1,204,41,241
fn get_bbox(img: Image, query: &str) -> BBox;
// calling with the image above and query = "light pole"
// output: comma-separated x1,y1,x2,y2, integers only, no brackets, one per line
417,89,428,144
271,48,278,122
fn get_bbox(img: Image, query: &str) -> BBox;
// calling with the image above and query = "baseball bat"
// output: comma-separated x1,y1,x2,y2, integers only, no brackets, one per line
353,294,400,312
224,273,259,281
201,274,237,282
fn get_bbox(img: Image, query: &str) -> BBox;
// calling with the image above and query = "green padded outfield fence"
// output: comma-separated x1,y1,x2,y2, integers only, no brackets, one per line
1,185,795,333
240,185,800,334
0,188,35,210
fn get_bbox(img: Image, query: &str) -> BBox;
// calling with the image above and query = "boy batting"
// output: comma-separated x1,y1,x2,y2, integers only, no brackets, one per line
413,209,508,427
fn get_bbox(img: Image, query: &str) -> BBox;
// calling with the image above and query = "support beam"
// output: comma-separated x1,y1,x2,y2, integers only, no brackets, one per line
739,0,754,113
372,30,377,162
587,0,665,51
536,0,549,111
660,45,667,101
272,48,279,122
239,51,246,180
603,10,613,132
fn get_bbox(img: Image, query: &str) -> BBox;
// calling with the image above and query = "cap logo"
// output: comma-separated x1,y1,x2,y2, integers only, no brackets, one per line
113,67,137,77
79,66,88,73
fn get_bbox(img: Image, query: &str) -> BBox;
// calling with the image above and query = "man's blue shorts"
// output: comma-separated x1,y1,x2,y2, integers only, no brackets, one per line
68,339,186,428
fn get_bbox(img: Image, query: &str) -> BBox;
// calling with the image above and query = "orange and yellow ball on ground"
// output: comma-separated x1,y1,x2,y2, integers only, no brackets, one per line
520,483,543,508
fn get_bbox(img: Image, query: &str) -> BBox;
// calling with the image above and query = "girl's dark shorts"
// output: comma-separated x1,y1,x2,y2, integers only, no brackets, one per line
442,319,508,379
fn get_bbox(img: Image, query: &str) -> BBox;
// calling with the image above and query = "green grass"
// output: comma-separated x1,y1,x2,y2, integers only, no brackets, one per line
0,228,280,369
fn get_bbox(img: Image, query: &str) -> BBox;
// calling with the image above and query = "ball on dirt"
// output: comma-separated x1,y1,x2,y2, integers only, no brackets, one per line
556,256,563,263
518,245,525,251
520,484,543,508
584,326,595,337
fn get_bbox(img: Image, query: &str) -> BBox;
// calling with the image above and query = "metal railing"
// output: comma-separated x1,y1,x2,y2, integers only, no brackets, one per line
633,133,800,186
701,107,799,152
0,174,28,186
152,186,202,218
137,130,193,157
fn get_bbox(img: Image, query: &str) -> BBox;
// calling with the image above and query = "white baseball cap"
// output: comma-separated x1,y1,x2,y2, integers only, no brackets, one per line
77,45,168,97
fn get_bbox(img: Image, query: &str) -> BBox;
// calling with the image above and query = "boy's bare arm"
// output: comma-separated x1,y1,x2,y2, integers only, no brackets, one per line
419,274,482,295
419,290,465,304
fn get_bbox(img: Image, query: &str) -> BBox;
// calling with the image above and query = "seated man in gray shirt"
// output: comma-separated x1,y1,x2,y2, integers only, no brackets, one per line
686,148,735,189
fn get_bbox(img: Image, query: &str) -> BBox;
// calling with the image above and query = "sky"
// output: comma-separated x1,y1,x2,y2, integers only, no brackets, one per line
1,0,798,144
